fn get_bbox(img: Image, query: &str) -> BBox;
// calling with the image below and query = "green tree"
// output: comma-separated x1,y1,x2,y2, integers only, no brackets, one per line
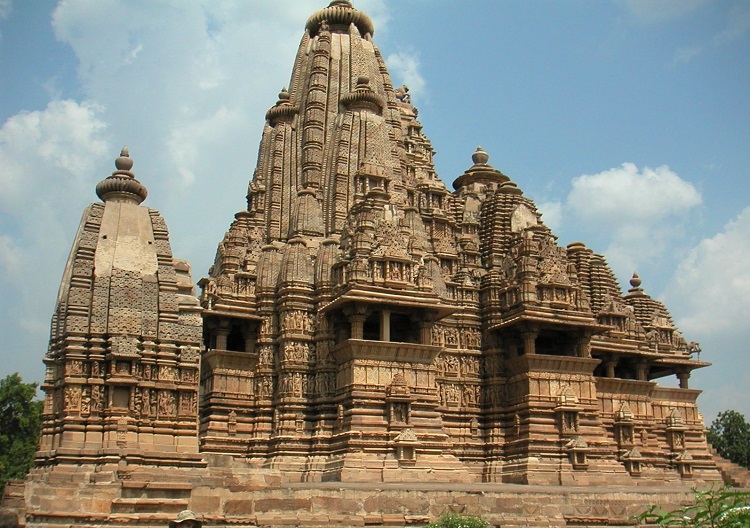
634,486,750,527
0,373,43,498
707,410,750,469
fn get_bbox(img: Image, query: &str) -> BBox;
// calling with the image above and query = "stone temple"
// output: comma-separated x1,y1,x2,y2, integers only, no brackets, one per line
2,1,726,526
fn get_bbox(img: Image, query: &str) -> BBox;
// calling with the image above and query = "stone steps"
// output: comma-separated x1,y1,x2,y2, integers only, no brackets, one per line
708,446,750,487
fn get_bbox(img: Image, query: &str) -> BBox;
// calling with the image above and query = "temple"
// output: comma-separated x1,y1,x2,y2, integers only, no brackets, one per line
2,2,723,527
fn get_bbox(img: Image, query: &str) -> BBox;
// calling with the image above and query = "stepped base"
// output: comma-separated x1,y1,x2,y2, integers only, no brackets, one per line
0,463,738,528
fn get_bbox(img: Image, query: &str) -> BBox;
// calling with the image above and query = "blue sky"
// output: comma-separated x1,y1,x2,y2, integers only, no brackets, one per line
1,0,748,424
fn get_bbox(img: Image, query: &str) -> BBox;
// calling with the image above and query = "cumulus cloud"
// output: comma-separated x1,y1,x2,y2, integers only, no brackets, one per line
664,207,750,422
536,200,562,233
714,3,750,45
554,163,702,284
0,0,11,20
0,99,109,215
386,51,426,102
0,98,110,334
664,206,750,335
619,0,710,24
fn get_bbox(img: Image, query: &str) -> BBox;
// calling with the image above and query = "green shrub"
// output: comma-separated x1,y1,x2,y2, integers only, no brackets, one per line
634,486,750,527
426,512,489,528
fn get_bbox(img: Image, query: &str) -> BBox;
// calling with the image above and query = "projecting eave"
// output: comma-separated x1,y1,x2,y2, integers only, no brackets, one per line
202,304,263,322
320,284,457,320
488,307,610,334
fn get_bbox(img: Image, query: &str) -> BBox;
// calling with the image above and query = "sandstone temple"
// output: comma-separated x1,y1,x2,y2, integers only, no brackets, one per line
2,2,725,527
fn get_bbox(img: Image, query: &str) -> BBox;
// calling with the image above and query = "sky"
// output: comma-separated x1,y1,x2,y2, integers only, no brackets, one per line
0,0,748,425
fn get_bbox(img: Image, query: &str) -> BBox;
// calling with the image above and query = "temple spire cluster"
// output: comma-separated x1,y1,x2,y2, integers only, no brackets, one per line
14,3,721,525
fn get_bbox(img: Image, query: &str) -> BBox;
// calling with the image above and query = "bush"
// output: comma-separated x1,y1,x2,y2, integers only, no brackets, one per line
426,512,489,528
634,486,750,527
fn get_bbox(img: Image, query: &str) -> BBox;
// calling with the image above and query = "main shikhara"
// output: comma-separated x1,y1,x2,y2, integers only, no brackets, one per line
8,1,723,526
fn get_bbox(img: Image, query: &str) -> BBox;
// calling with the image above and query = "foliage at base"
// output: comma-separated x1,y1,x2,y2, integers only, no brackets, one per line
634,486,750,527
0,373,42,499
426,512,490,528
707,410,750,469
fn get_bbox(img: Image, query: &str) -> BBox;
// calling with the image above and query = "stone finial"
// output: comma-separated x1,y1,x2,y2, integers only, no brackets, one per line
627,272,644,294
115,147,134,171
95,147,148,204
341,74,384,114
472,146,490,166
266,86,298,125
452,146,510,191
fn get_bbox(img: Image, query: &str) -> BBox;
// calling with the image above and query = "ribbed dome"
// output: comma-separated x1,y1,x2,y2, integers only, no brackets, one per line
305,1,375,37
95,147,148,204
452,146,509,192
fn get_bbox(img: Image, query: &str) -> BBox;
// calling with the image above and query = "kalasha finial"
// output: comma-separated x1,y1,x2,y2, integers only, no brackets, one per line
95,146,148,204
472,146,489,166
278,87,290,101
115,146,134,171
629,272,642,289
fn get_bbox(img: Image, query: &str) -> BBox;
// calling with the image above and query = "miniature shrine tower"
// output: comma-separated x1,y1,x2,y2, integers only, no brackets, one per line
38,148,204,469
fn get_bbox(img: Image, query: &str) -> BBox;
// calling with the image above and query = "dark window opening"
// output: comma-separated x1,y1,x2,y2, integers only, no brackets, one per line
363,312,380,341
391,312,416,343
227,326,245,352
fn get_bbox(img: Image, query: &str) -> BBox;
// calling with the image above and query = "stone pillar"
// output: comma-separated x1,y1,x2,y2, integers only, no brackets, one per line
419,321,433,346
635,362,648,382
215,323,230,351
380,309,391,342
605,359,617,378
350,314,366,340
677,371,690,389
521,328,538,356
577,331,592,358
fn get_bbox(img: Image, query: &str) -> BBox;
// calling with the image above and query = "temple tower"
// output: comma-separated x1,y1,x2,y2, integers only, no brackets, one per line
38,148,204,468
198,0,717,485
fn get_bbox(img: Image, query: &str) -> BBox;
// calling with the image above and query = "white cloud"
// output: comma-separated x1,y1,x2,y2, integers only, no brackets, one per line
555,163,702,284
664,207,750,422
568,163,701,223
0,99,109,215
664,206,750,335
536,200,562,233
620,0,709,24
386,51,426,102
0,0,11,20
714,3,750,45
673,45,703,65
0,99,110,342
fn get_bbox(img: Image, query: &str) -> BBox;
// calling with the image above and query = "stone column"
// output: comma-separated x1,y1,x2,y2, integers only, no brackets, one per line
380,309,391,342
677,371,690,389
349,314,366,340
605,359,617,378
215,322,230,351
521,327,538,356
